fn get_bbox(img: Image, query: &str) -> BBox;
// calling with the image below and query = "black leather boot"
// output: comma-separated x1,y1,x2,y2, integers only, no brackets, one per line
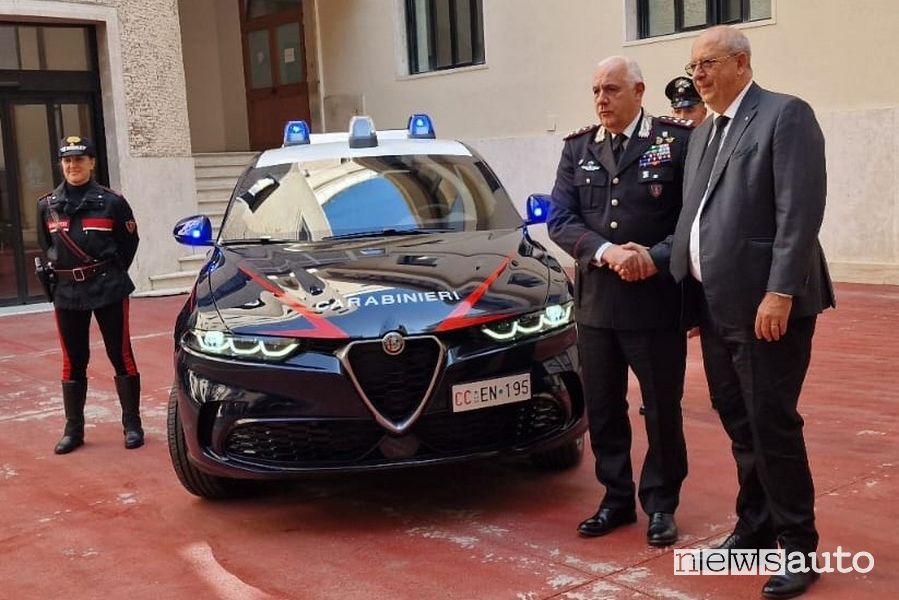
115,374,144,449
55,380,87,454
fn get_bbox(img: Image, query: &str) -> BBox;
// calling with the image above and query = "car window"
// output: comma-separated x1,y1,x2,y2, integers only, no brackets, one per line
221,153,522,242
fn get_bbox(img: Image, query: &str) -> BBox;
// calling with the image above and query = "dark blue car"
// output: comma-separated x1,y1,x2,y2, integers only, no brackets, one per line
168,115,585,498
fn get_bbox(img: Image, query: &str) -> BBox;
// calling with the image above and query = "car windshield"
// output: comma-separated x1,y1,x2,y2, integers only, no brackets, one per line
219,153,523,243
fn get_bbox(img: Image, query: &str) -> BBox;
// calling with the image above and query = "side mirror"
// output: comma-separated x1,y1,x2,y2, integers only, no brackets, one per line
173,215,213,246
526,193,552,224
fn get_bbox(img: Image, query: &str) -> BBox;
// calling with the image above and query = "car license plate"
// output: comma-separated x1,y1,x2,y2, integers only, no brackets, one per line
451,373,531,413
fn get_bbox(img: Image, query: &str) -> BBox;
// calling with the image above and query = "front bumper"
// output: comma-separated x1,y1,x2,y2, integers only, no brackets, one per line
173,324,584,478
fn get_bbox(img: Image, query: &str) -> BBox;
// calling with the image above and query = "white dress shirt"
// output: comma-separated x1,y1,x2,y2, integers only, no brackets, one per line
688,80,753,281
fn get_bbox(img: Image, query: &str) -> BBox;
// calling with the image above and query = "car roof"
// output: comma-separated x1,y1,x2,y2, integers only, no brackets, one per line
255,129,473,168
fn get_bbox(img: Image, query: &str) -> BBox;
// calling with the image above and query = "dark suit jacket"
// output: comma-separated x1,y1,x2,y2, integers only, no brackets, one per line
549,113,693,330
670,83,835,328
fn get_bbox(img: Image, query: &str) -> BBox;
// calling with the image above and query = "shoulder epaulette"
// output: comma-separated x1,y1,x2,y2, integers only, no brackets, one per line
564,123,600,141
100,185,125,199
656,115,695,129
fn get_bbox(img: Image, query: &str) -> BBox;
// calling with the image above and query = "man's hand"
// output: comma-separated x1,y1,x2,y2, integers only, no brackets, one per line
602,245,646,282
754,292,793,342
613,242,658,281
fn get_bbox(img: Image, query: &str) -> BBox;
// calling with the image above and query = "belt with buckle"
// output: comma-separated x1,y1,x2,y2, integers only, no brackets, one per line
55,260,113,282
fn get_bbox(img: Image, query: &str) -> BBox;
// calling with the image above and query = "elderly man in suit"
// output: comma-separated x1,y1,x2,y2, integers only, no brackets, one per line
548,56,694,547
666,26,835,599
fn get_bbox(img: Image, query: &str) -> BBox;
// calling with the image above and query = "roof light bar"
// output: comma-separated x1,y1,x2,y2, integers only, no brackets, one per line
283,120,311,146
407,113,436,139
348,116,378,148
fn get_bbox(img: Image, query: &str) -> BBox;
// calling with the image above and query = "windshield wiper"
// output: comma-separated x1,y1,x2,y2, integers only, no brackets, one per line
322,227,455,240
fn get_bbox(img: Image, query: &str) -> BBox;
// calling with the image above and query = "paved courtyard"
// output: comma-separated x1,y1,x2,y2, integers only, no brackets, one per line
0,283,896,599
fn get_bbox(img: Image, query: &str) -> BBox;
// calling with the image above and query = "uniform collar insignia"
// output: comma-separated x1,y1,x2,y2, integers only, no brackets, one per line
638,113,653,139
594,126,606,144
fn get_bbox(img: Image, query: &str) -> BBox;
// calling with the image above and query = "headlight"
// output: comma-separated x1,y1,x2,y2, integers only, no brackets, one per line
481,302,573,342
182,328,300,361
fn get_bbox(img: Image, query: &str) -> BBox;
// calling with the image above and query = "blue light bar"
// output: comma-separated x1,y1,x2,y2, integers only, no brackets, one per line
283,120,310,146
348,116,378,148
407,113,435,139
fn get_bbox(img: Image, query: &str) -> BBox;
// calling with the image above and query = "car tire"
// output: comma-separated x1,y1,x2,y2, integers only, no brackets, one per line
167,384,244,499
530,434,584,470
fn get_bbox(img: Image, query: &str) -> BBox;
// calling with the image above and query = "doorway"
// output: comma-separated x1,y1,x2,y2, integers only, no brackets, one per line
241,0,311,150
0,23,104,305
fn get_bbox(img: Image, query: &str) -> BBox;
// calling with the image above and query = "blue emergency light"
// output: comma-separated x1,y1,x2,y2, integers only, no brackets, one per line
407,113,436,139
283,120,310,146
526,194,551,225
172,215,213,246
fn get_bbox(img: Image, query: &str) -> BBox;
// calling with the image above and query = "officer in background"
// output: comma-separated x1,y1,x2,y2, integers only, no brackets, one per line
665,76,708,124
548,56,694,546
36,136,144,454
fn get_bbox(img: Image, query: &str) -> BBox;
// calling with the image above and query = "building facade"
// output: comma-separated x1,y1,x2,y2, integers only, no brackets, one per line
0,0,895,307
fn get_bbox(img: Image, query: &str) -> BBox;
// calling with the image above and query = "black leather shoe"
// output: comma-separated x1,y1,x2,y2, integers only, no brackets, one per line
647,512,678,546
54,435,83,455
124,429,144,449
762,570,819,599
577,507,637,537
716,531,776,551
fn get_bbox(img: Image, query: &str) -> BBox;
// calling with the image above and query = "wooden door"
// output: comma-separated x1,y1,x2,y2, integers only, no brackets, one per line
241,0,310,151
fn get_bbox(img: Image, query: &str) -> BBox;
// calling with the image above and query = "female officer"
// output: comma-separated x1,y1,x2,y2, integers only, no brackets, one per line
36,135,143,454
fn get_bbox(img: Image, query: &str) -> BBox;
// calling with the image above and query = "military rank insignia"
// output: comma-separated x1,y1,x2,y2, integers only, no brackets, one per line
639,144,672,168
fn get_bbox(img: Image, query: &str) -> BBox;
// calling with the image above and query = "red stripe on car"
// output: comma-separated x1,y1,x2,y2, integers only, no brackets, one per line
238,265,349,339
436,252,516,332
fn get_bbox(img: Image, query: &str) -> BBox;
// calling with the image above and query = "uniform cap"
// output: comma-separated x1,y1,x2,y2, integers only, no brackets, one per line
58,135,96,158
665,77,702,109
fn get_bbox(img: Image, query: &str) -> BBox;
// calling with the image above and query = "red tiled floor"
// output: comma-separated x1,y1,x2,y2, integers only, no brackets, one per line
0,285,896,599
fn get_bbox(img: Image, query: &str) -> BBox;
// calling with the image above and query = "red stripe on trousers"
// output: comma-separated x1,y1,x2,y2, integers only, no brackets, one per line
54,308,72,380
120,298,138,375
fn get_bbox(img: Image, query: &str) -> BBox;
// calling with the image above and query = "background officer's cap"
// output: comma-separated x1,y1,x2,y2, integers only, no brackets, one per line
58,135,96,158
665,77,702,109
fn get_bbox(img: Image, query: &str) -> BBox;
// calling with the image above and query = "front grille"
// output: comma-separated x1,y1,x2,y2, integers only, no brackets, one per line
346,338,441,423
219,398,567,468
224,420,383,465
414,398,565,454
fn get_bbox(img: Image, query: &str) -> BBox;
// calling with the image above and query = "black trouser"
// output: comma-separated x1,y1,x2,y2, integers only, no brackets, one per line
578,324,688,514
54,298,138,381
697,291,818,552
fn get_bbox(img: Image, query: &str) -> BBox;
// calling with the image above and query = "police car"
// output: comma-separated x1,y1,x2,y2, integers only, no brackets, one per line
168,114,585,498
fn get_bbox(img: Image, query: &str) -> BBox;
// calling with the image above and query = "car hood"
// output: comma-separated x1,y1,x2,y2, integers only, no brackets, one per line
197,229,561,339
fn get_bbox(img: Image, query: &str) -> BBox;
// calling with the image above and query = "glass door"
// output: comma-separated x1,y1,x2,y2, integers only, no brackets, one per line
0,97,96,304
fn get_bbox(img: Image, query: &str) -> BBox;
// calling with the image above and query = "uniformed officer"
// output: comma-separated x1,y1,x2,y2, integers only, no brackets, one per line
548,56,693,546
665,76,708,124
36,135,144,454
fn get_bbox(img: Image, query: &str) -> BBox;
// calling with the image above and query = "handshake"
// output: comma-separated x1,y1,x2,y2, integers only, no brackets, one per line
601,242,658,282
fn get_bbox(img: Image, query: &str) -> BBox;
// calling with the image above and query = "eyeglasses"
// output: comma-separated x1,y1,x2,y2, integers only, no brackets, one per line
684,53,737,76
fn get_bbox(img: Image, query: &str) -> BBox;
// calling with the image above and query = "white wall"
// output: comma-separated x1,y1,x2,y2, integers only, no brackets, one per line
313,0,899,283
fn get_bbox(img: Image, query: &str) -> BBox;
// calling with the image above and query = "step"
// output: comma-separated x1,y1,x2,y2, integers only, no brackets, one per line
148,270,199,292
178,254,208,269
196,176,242,191
193,152,257,168
195,164,249,179
197,187,232,201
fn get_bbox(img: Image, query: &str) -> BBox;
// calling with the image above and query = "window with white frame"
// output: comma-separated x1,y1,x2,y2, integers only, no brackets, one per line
638,0,772,39
405,0,484,74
